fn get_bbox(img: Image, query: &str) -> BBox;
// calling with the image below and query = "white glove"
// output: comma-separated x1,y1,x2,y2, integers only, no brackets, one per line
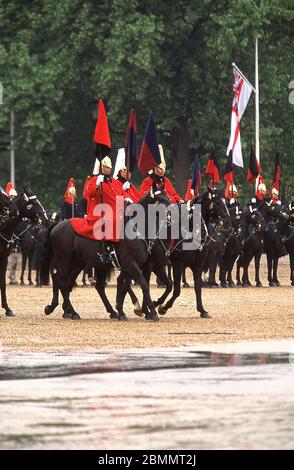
230,198,235,204
125,197,134,204
96,175,104,186
123,181,130,191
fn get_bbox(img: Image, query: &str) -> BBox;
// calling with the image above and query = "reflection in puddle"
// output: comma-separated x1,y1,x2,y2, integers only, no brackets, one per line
0,349,293,380
0,342,293,450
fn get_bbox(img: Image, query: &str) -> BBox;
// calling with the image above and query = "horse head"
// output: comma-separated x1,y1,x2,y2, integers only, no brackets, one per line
228,204,244,234
246,204,266,232
15,188,49,228
141,185,171,209
200,187,232,232
267,201,290,221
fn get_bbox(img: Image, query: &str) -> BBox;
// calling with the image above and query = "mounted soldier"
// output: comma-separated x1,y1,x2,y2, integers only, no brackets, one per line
60,178,84,220
5,182,19,284
139,144,183,203
113,148,140,203
5,182,17,200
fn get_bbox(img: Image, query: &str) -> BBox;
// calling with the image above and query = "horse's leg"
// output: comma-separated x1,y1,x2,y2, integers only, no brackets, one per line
28,252,33,285
167,263,173,283
127,285,143,316
20,252,26,285
208,255,218,287
94,268,118,319
255,252,263,287
219,257,228,287
158,262,182,316
116,271,132,321
44,270,59,315
0,257,15,316
236,256,242,286
273,256,281,286
192,266,211,318
140,264,152,316
266,254,275,286
182,266,190,288
242,257,252,286
125,263,159,321
58,273,81,320
227,255,237,287
290,252,294,286
153,266,173,308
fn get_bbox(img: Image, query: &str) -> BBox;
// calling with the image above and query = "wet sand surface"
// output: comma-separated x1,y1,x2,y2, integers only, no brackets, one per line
0,340,293,450
0,260,293,352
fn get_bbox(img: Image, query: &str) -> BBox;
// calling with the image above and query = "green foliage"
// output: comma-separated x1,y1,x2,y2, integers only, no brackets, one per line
0,0,293,207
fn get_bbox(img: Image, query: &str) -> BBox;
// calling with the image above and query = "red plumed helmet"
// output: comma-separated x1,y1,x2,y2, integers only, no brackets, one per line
64,178,76,204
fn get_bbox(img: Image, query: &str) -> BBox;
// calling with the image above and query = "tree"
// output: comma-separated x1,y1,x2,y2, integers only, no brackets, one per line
0,0,293,206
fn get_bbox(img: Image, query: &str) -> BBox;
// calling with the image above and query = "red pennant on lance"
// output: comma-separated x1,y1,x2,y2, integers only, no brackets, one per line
64,178,76,205
247,145,261,184
83,176,91,199
93,99,111,149
205,149,220,186
272,153,280,191
5,181,14,195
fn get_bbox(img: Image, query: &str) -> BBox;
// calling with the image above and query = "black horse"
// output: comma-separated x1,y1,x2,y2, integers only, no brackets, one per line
41,188,171,321
12,220,40,285
236,205,266,287
263,202,291,286
157,188,232,318
219,204,245,288
0,189,49,316
286,202,294,285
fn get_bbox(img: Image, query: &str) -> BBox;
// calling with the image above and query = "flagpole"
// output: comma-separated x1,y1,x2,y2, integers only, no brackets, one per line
255,39,260,194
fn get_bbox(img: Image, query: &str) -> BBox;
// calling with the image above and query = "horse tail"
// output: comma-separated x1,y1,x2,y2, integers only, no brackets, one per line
40,224,56,285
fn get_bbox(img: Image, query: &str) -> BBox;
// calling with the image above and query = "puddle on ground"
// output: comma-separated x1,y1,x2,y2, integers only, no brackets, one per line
0,340,293,450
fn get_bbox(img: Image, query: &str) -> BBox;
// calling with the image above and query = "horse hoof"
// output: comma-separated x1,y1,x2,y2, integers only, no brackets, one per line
256,282,263,287
110,312,119,319
71,313,81,320
158,305,167,316
134,309,144,317
274,281,281,287
200,311,212,319
145,313,160,321
29,281,33,286
5,310,15,317
208,284,219,289
44,305,53,315
118,313,128,321
269,282,276,287
236,281,242,286
20,281,25,286
62,311,72,319
220,282,228,288
182,282,190,288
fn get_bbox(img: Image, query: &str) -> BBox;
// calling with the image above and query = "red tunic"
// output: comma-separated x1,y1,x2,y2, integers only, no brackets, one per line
115,179,140,203
71,176,125,241
139,176,182,204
